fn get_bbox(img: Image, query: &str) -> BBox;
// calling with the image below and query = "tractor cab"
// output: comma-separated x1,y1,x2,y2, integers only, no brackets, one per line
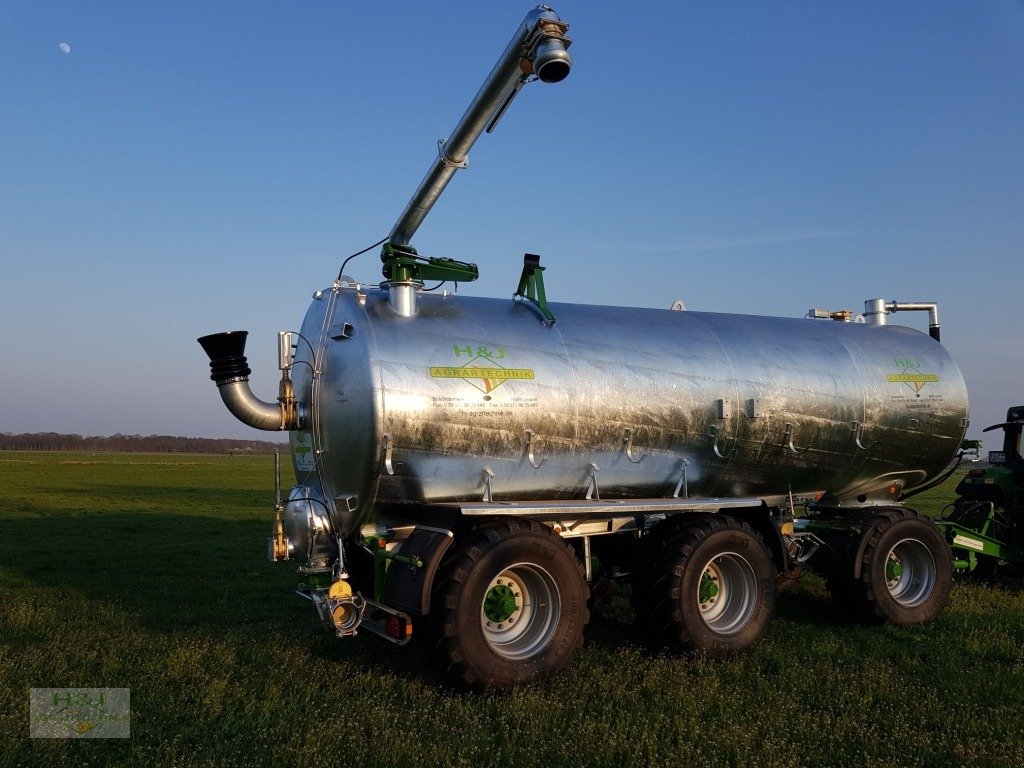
982,405,1024,476
955,406,1024,501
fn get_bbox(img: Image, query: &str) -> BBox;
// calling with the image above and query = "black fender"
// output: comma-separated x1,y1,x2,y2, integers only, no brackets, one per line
384,526,454,616
725,506,790,574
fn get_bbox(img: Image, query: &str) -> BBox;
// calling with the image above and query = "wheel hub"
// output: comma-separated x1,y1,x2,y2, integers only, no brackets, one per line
884,538,936,607
886,554,904,586
696,552,757,634
699,570,721,608
483,581,520,625
479,564,560,660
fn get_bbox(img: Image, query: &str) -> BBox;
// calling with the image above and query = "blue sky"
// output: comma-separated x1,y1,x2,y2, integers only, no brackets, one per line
2,1,1022,444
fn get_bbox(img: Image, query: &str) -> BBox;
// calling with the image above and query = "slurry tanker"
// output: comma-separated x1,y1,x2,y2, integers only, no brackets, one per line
199,6,969,689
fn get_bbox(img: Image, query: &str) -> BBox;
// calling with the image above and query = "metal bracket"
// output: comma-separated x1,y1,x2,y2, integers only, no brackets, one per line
671,459,690,499
621,428,646,464
381,434,396,475
782,423,808,455
514,253,556,325
437,138,469,169
585,463,601,501
482,467,495,503
329,322,354,341
524,429,546,469
789,532,825,565
380,242,479,285
851,421,875,451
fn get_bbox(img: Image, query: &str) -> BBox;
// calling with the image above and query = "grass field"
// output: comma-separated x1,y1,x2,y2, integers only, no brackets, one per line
2,452,1023,767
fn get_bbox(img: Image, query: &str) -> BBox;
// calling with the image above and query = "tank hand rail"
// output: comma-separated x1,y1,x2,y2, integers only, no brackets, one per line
852,421,876,451
708,424,737,459
621,428,647,463
387,6,572,248
381,434,397,476
523,429,546,469
782,422,809,455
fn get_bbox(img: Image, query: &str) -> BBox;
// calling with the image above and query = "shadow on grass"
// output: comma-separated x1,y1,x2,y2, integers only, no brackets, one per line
8,499,1016,692
773,584,855,627
583,577,859,646
0,501,480,691
0,506,302,630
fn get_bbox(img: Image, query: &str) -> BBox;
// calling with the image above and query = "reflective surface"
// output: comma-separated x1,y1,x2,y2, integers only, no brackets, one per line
289,286,968,536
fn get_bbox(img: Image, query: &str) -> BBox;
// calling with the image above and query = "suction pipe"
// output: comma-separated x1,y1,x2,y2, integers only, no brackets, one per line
386,5,572,248
197,331,300,431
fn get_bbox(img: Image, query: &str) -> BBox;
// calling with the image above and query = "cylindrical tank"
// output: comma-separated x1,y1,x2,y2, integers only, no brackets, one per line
287,285,968,537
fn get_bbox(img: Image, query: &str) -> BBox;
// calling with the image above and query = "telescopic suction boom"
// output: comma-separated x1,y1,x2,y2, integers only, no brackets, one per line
386,5,572,249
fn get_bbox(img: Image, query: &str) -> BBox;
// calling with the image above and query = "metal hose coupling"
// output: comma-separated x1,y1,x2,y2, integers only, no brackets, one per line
197,330,301,431
524,11,572,83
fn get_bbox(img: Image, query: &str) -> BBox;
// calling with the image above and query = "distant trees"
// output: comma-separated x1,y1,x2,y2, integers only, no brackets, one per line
0,432,287,454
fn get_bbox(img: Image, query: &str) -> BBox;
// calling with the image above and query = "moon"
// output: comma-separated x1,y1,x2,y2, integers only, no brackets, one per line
58,42,71,54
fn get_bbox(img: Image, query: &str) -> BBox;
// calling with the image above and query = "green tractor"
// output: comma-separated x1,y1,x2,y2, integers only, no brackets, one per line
936,406,1024,577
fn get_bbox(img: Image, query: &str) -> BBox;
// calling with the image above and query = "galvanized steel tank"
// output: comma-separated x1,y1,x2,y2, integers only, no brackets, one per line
290,284,968,536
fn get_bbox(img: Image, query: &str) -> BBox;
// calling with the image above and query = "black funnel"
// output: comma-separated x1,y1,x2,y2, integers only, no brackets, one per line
198,331,252,383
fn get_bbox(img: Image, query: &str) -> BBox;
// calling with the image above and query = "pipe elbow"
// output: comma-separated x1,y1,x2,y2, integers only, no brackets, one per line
198,330,297,432
217,380,287,431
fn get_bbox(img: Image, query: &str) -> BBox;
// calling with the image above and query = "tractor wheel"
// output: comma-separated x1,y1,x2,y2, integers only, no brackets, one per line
854,509,952,625
428,518,588,690
637,517,776,655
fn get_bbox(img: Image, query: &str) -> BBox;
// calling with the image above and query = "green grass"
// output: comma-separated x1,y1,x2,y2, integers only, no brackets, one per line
1,453,1023,767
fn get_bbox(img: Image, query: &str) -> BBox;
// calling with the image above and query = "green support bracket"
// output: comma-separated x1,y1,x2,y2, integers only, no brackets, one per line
364,535,425,604
514,253,555,325
380,242,479,285
934,515,1015,573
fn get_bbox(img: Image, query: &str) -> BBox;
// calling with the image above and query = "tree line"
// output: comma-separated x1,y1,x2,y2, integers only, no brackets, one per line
0,432,288,454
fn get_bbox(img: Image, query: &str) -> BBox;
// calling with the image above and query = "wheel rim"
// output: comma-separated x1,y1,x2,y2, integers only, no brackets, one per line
480,563,560,660
884,537,936,607
696,552,757,634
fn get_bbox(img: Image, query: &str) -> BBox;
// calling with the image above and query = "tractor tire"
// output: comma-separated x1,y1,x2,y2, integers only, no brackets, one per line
853,509,952,625
636,516,776,655
428,518,588,690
